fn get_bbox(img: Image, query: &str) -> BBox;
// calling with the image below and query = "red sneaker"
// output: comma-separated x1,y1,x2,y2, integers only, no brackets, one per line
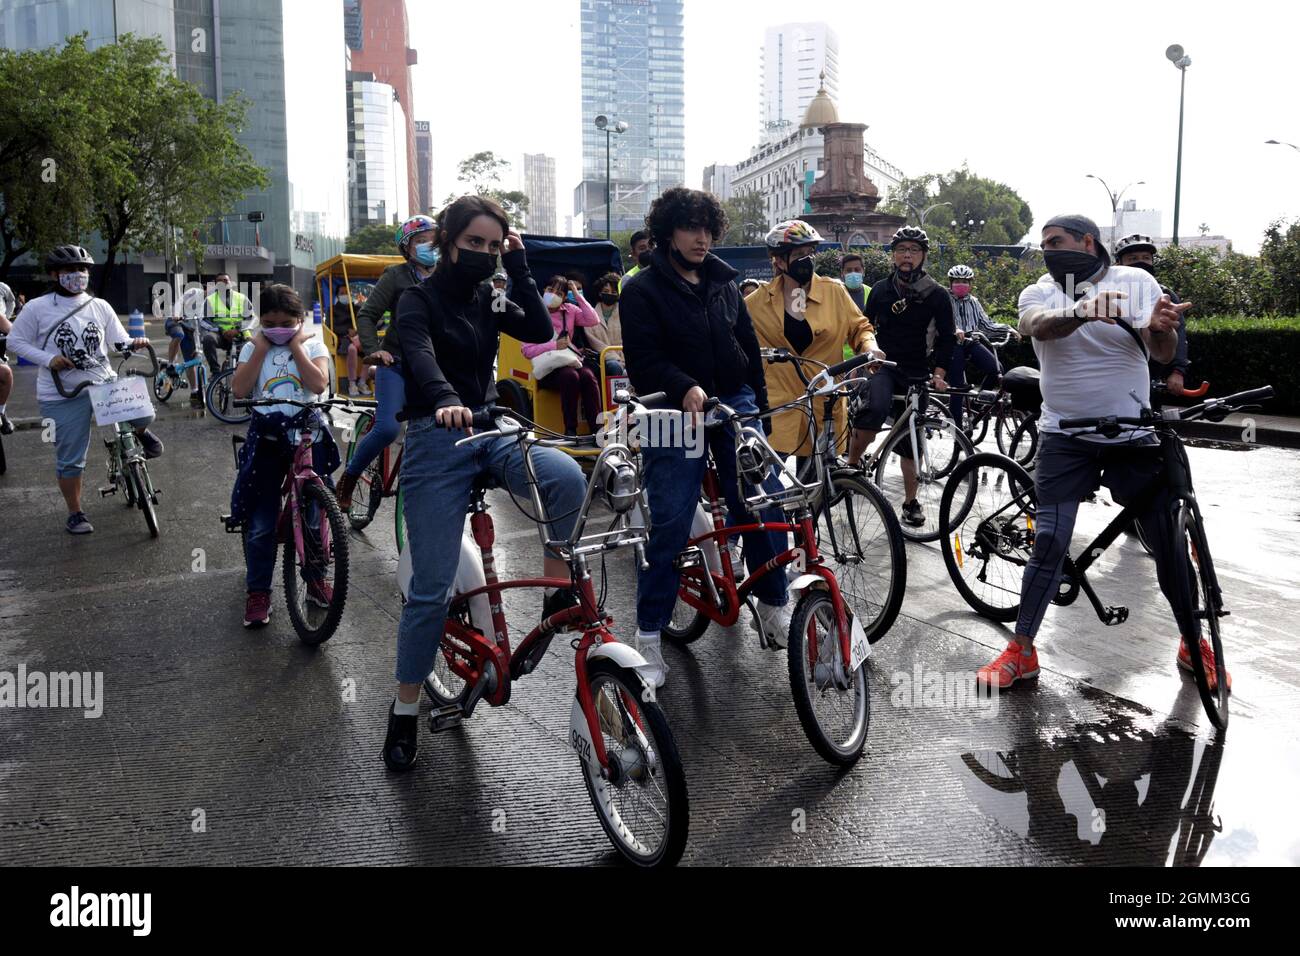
306,579,334,609
977,641,1040,690
244,591,272,628
1178,636,1232,693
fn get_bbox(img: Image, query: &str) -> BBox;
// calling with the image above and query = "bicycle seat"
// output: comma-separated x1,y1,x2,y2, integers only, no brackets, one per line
1002,366,1042,412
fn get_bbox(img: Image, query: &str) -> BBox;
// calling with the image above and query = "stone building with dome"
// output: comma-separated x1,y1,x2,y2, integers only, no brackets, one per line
728,74,905,239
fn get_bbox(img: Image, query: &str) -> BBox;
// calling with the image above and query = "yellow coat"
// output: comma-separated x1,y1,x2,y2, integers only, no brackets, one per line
746,274,877,457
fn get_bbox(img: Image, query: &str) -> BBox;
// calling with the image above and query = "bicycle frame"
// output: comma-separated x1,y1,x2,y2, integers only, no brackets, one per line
276,422,334,569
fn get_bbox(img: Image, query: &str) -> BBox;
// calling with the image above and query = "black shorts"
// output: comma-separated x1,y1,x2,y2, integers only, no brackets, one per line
849,365,908,432
1034,431,1162,507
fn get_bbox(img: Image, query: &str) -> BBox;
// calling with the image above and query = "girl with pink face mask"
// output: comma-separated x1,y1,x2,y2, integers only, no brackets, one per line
229,284,340,629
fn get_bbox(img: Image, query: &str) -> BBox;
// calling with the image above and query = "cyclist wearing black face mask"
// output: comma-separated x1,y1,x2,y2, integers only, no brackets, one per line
1114,234,1190,396
620,230,655,291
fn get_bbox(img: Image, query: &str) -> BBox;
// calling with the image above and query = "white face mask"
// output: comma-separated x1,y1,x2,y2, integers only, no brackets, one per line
58,271,89,295
543,292,562,310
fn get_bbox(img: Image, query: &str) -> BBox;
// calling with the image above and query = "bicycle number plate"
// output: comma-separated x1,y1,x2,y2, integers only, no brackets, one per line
569,697,597,767
89,376,153,426
848,613,870,671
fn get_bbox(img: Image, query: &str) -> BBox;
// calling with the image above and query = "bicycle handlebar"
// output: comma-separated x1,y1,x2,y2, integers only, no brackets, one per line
1060,385,1274,435
50,340,159,399
232,396,367,414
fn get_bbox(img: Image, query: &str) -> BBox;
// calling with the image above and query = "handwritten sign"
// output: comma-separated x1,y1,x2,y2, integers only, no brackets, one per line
89,376,154,426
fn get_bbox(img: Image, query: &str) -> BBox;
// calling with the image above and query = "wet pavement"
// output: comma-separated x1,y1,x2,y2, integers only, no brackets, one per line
1,360,1298,866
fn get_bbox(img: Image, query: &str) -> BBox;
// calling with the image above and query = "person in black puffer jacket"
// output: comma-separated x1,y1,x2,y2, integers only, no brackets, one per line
620,187,790,686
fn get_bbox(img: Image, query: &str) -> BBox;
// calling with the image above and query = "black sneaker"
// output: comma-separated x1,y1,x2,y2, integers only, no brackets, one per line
0,411,13,435
901,500,925,528
66,511,94,535
138,429,164,459
189,393,205,410
383,703,419,772
541,587,580,630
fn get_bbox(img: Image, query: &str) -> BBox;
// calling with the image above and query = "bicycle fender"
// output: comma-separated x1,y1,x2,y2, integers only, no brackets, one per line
789,572,829,592
586,640,653,683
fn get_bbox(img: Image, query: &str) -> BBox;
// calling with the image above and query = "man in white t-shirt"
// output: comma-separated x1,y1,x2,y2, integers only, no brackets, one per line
974,215,1222,694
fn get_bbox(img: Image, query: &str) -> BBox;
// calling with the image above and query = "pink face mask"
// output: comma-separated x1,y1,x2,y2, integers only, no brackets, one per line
263,325,299,346
952,283,972,298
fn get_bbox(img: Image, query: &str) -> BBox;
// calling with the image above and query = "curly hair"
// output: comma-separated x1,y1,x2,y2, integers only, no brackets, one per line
644,186,728,247
592,272,622,298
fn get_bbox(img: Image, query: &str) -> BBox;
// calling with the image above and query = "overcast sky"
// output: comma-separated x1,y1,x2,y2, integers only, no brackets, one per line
408,0,1298,253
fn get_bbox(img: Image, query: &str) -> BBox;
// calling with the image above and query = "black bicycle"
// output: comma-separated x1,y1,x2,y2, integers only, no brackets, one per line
206,324,254,425
937,385,1273,730
945,329,1037,455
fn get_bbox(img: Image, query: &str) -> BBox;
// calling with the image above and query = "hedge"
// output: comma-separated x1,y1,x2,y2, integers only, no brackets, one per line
983,315,1298,416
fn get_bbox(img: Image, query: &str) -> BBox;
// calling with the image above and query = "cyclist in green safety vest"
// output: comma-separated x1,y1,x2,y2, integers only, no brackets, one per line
201,272,252,376
619,230,654,291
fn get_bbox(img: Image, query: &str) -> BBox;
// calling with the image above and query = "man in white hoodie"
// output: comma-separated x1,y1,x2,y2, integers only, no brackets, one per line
7,245,162,534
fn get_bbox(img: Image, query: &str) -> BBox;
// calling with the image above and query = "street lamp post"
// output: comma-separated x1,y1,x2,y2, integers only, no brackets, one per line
900,199,951,228
595,115,628,240
950,213,986,238
1266,139,1300,152
1166,44,1192,246
1085,174,1144,239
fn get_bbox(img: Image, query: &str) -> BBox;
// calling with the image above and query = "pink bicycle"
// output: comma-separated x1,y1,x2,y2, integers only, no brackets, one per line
222,397,359,645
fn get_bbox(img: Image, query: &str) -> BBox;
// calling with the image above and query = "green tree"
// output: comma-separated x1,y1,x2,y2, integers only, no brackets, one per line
721,191,767,245
1261,218,1300,315
441,150,530,228
883,165,1033,246
0,35,107,279
87,34,267,295
345,222,399,255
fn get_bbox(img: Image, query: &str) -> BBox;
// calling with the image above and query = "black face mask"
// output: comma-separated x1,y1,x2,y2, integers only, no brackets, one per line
785,254,815,285
669,244,699,271
1044,249,1104,297
450,248,498,287
637,250,653,268
599,292,619,306
1125,260,1156,277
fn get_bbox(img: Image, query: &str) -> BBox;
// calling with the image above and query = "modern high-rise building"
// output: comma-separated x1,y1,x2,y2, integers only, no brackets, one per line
523,153,557,235
576,0,685,236
345,0,419,217
702,163,737,202
347,71,409,231
760,22,840,146
0,0,349,305
414,121,433,215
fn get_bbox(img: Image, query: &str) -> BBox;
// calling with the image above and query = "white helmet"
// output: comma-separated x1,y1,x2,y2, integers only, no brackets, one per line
765,220,824,249
1114,234,1157,258
948,264,975,280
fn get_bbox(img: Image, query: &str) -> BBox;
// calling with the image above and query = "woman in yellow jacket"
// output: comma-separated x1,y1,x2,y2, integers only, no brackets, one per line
746,220,881,459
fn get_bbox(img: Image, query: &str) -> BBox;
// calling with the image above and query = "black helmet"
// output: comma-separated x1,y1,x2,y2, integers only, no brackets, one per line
890,226,930,252
45,244,95,270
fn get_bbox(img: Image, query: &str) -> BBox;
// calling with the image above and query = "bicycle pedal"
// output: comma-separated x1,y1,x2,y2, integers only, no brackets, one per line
1103,606,1129,626
673,547,705,572
428,706,463,733
98,486,115,497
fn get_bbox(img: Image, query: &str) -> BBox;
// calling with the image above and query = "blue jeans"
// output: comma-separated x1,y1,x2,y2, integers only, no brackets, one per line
948,340,1001,425
38,393,154,479
344,361,405,478
239,434,326,593
637,386,789,633
395,411,587,685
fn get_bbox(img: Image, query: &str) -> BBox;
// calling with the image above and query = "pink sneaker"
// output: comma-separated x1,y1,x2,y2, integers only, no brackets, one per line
244,591,272,628
1178,635,1232,693
306,579,334,609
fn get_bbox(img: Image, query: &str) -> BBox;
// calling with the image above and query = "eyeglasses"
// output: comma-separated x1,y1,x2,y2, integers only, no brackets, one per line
893,246,922,255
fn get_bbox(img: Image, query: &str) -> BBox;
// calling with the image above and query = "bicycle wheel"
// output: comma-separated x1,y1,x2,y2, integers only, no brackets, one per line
872,414,975,542
1003,414,1039,468
1171,499,1229,730
206,369,251,425
1130,518,1155,557
815,470,906,644
662,590,712,645
939,453,1036,622
283,481,349,645
154,370,174,403
579,658,689,867
422,620,474,709
787,590,870,765
128,460,159,538
345,413,385,531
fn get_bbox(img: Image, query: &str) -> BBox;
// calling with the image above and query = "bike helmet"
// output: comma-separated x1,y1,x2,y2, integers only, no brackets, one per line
1113,233,1157,258
45,244,95,270
765,219,824,249
890,225,930,252
394,215,437,252
948,264,975,280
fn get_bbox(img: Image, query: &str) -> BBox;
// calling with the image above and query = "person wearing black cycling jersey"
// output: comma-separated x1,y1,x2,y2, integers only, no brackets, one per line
1113,234,1191,396
946,263,1019,426
848,225,956,527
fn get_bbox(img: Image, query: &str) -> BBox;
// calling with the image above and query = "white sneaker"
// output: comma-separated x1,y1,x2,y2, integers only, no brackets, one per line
634,630,668,688
346,380,361,397
752,600,793,650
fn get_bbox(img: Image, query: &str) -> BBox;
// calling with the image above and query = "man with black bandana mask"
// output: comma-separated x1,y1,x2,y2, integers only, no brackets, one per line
973,214,1224,699
850,225,957,528
1114,233,1190,396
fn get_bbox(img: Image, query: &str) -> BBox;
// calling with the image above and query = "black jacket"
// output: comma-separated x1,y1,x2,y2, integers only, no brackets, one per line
396,248,552,417
620,247,768,412
864,271,957,378
1150,285,1190,379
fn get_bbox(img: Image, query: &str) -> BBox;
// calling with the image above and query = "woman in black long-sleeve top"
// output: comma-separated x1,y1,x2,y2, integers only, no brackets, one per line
383,196,588,772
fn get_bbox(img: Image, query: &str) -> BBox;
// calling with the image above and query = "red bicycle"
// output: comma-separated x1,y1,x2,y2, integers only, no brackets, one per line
397,399,689,867
223,397,358,645
660,353,879,765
